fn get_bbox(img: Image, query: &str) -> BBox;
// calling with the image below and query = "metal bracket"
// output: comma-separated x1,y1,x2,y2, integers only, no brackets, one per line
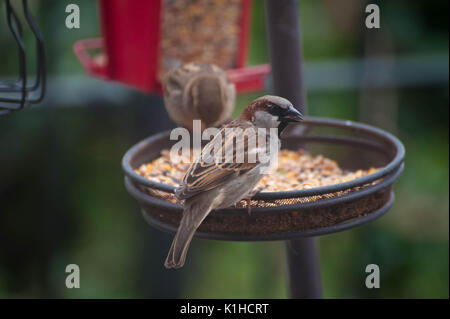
0,0,46,117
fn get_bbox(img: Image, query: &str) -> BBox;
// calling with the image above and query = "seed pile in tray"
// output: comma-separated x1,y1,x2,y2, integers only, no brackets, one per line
134,149,380,208
158,0,242,79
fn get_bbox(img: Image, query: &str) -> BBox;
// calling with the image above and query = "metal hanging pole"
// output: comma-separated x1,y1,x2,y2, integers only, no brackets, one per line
265,0,322,298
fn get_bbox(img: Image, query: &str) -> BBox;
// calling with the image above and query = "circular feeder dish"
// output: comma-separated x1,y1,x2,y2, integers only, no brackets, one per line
122,117,405,241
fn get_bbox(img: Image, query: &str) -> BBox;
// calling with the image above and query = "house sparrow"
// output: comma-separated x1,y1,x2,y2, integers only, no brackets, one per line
163,62,236,131
164,95,303,269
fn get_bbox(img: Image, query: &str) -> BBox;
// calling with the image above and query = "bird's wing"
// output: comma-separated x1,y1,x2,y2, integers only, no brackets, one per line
175,120,261,200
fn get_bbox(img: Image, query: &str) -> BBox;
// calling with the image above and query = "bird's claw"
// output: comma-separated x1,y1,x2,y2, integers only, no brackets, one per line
244,186,263,216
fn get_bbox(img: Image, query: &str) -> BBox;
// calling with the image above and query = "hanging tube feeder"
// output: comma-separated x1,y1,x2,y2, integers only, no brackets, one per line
73,0,270,95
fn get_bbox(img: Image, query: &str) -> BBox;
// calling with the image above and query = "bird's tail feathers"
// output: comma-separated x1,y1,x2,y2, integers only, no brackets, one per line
164,201,211,269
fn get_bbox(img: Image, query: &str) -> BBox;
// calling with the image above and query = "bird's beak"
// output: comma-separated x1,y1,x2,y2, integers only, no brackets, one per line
282,106,303,122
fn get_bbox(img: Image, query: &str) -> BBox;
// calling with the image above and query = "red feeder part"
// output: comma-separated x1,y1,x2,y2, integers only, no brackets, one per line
73,0,270,94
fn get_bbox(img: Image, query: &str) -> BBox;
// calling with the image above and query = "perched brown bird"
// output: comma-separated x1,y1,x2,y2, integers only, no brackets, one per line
165,95,303,269
163,63,236,131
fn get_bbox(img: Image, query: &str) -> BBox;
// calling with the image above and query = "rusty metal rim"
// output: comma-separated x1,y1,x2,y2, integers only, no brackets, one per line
139,192,395,241
122,117,405,200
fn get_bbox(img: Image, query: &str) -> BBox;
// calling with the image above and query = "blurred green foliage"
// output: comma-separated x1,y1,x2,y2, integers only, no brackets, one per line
0,0,448,298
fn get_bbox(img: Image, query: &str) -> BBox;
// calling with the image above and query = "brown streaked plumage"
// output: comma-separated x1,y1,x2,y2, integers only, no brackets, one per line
164,95,303,269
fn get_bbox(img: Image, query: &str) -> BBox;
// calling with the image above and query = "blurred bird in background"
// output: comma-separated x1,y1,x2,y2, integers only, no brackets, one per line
163,63,236,131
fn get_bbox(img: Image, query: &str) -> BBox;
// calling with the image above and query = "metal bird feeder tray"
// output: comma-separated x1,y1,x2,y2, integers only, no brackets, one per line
122,117,405,241
73,0,270,94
